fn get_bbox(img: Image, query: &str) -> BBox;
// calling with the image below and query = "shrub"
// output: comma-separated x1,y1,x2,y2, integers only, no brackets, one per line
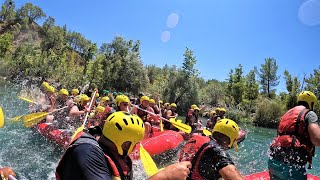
253,97,286,128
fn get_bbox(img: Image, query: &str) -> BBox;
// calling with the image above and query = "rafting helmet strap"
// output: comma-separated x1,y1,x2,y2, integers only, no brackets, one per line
291,109,308,146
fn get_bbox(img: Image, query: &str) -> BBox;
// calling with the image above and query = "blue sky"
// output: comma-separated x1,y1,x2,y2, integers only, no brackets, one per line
7,0,320,92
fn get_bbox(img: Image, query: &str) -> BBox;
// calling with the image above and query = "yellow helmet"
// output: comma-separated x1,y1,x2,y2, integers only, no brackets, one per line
80,94,90,102
298,91,317,110
159,100,163,104
71,89,79,96
210,111,216,117
42,82,49,88
220,108,226,113
170,103,177,108
194,107,200,111
102,111,145,156
115,95,130,106
140,96,150,103
92,92,99,98
101,96,110,102
59,89,69,96
47,86,55,93
96,105,105,113
213,119,239,148
149,99,155,104
191,104,197,109
215,108,221,112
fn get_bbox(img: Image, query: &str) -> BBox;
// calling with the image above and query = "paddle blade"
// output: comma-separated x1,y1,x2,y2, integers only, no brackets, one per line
23,112,48,127
160,120,163,132
18,96,36,104
11,115,23,122
0,106,4,128
140,145,158,177
203,129,212,136
71,125,84,141
169,118,192,134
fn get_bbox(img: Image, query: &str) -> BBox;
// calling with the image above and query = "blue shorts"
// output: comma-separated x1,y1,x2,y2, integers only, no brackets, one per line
268,158,307,180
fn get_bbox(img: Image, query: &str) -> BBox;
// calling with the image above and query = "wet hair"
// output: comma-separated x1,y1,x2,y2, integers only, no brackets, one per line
297,101,310,109
212,132,230,148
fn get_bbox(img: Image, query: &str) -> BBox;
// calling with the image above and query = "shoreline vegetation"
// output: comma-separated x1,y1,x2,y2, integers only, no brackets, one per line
0,1,320,128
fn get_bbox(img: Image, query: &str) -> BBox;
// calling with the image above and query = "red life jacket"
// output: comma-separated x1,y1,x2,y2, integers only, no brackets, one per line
56,132,132,180
270,105,315,165
179,135,211,180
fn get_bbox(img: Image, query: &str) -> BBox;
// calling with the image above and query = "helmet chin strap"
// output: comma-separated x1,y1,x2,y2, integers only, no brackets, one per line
121,150,128,158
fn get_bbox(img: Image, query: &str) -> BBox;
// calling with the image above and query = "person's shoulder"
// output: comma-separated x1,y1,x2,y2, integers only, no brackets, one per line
305,111,318,124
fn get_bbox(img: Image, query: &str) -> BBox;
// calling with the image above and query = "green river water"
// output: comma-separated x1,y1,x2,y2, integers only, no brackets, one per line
0,79,319,179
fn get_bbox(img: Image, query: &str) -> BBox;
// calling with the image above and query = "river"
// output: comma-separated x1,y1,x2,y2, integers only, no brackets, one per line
0,79,319,179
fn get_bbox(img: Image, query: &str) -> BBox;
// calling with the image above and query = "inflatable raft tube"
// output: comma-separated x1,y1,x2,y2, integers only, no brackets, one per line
130,130,184,160
244,171,320,180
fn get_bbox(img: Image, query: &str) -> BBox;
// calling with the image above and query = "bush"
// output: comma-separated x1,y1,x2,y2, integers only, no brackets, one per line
253,97,286,128
226,107,249,124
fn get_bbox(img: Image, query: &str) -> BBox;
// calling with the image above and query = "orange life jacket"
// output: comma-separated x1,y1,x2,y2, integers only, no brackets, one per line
270,105,315,166
56,132,132,180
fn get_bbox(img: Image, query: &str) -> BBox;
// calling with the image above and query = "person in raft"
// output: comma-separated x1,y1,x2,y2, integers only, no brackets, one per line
268,91,320,180
179,118,243,180
56,111,191,180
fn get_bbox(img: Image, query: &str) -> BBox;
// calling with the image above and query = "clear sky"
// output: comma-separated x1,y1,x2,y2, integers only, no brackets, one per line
7,0,320,92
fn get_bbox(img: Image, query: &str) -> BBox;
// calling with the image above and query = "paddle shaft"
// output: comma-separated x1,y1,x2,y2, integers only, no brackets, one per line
81,90,97,127
134,105,173,123
0,165,17,180
50,106,69,114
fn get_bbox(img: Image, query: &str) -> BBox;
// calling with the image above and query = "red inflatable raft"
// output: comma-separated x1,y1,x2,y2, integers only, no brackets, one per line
36,123,71,147
36,123,184,157
130,130,184,160
245,171,320,180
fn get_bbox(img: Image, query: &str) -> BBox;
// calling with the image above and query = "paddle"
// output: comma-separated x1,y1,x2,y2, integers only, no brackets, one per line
71,90,97,141
157,97,163,132
133,105,192,134
18,96,36,104
23,106,68,128
203,129,212,136
0,106,4,128
140,144,158,177
11,114,26,122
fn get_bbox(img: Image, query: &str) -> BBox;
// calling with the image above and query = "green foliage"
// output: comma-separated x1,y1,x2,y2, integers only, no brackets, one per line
256,58,280,98
93,36,147,94
226,107,248,124
42,16,55,32
253,97,286,128
0,32,13,57
283,70,300,109
226,64,245,105
0,0,16,22
244,70,259,101
199,80,225,106
163,48,200,113
305,66,320,114
16,3,46,23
